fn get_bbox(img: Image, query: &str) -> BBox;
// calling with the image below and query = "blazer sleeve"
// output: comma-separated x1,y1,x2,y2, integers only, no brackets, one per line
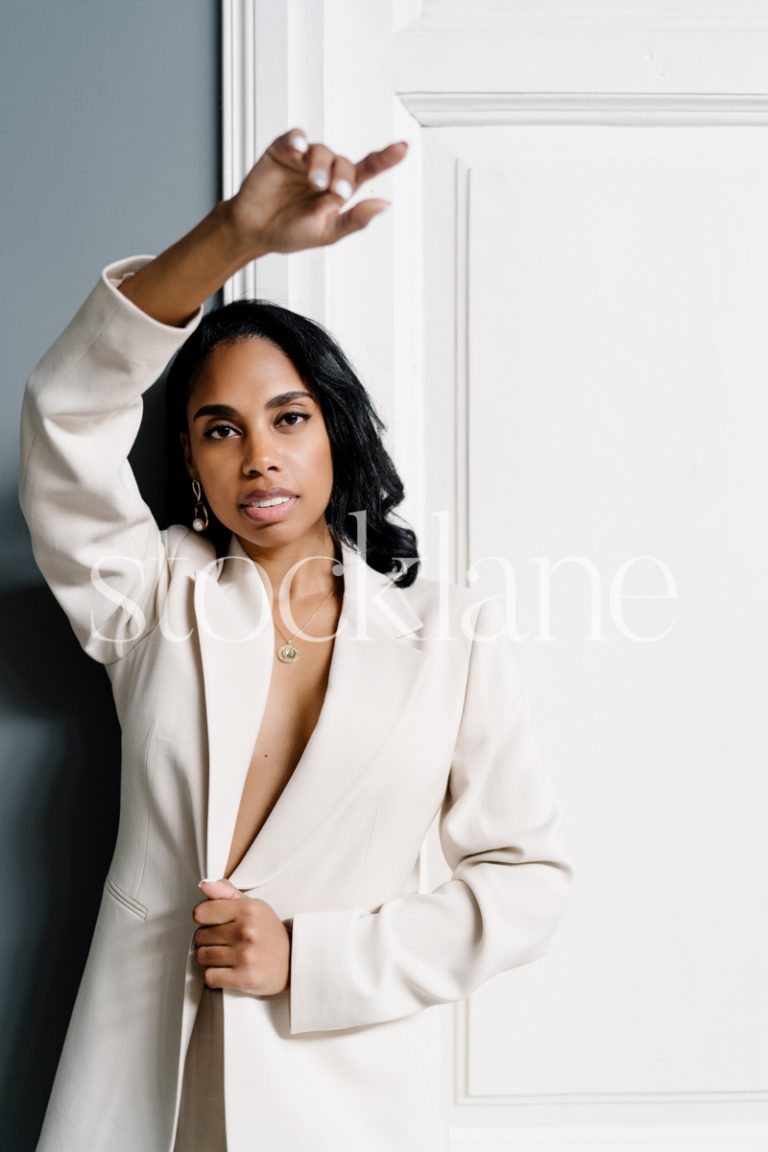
288,593,575,1034
18,256,204,664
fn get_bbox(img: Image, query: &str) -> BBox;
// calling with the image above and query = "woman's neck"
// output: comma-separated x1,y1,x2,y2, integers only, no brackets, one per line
236,526,342,602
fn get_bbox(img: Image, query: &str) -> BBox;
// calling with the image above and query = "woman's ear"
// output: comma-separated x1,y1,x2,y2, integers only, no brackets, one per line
179,431,197,480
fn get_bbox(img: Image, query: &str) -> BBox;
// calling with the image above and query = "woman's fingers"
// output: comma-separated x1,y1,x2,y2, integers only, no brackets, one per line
333,197,391,240
354,140,409,185
193,896,239,926
194,923,233,946
272,129,408,199
203,966,242,990
236,128,407,254
196,945,233,967
319,140,408,199
269,126,311,164
287,128,308,155
198,877,240,900
327,155,356,201
304,142,336,193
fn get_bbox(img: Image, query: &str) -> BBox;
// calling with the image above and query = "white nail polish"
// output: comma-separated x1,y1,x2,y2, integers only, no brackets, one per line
333,178,353,199
292,134,308,153
310,169,329,190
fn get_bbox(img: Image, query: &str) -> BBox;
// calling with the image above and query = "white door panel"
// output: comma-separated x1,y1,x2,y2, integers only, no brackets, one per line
223,2,768,1146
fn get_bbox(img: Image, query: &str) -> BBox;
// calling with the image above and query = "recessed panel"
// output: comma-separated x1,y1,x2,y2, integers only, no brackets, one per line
463,131,768,1098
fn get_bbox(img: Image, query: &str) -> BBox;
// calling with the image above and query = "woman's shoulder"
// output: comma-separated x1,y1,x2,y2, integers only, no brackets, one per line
162,523,218,568
397,568,486,642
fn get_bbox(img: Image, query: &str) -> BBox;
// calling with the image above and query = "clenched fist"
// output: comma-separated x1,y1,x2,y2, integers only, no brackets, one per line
193,878,292,995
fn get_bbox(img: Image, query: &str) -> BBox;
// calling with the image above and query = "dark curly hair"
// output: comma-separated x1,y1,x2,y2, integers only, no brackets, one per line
164,298,420,587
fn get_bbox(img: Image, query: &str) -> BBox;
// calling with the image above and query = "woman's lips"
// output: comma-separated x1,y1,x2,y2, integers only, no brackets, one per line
240,495,298,524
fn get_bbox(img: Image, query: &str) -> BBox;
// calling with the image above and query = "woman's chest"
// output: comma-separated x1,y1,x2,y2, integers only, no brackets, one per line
225,623,337,875
106,595,473,893
108,581,472,815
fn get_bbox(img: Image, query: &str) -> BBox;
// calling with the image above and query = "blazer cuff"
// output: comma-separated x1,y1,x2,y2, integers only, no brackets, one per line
100,253,205,342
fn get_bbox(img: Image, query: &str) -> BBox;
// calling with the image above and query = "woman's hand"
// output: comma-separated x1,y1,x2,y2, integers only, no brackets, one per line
193,878,291,995
227,127,409,255
117,127,409,327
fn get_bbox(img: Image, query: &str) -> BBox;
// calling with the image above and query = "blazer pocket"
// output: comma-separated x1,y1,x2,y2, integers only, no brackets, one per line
104,875,149,921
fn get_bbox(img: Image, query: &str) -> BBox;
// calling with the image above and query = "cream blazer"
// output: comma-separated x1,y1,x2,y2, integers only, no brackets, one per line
19,257,575,1152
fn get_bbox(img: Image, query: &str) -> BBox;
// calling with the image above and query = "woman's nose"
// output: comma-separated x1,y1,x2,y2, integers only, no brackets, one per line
241,433,280,475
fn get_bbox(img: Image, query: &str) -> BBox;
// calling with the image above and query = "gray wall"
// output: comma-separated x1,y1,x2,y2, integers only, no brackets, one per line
0,4,220,1147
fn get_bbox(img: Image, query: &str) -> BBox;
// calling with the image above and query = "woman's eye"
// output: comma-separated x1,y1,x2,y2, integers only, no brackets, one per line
202,413,309,439
277,411,310,428
204,423,240,440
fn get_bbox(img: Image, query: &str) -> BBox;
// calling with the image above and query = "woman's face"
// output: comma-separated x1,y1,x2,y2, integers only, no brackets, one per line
181,337,334,554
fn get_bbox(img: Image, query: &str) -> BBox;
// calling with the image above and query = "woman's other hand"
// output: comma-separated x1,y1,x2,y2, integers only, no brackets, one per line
227,127,409,255
193,878,291,996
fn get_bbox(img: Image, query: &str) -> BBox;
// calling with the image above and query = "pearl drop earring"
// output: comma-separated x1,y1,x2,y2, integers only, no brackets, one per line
191,478,209,533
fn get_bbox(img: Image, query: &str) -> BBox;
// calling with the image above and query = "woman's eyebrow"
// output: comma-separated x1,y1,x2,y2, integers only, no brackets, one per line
264,389,315,410
192,391,314,421
192,403,239,421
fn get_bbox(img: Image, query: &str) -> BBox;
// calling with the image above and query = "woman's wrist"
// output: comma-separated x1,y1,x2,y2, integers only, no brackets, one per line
216,197,271,265
117,200,270,328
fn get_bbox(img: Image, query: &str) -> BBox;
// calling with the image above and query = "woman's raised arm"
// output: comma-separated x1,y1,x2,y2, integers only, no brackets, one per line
19,127,408,663
118,128,408,326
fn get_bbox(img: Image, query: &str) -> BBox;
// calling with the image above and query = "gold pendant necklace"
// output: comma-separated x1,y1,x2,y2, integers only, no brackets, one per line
273,575,340,664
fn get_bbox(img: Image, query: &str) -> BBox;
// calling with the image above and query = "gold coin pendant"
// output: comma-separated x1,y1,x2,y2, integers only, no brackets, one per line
277,643,299,663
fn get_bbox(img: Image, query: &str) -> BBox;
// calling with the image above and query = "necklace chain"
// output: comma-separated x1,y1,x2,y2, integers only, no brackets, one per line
273,571,340,664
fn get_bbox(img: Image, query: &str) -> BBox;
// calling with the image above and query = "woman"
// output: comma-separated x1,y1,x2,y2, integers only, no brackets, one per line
19,128,574,1152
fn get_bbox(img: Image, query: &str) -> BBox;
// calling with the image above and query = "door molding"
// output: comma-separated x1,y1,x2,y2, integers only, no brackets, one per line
401,92,768,127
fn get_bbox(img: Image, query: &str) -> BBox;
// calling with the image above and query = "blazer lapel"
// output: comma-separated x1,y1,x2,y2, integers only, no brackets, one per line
193,536,273,883
194,535,427,887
